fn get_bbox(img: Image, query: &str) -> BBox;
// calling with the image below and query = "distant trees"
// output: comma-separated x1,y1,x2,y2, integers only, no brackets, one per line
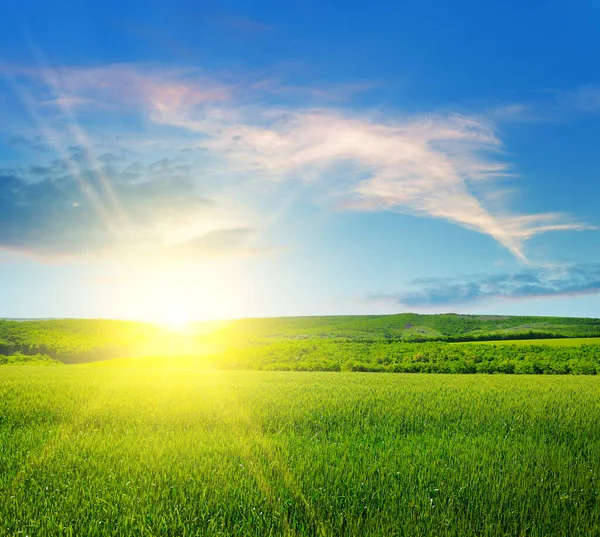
0,353,59,365
0,320,158,363
2,316,600,373
210,339,600,375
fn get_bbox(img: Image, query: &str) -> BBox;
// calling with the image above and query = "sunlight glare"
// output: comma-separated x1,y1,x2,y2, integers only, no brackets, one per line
161,311,192,332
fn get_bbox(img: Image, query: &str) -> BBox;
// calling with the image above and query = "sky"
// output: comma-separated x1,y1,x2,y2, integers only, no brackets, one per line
1,0,599,323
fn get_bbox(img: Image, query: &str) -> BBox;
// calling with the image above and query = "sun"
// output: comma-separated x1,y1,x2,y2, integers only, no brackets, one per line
122,259,256,327
160,311,192,332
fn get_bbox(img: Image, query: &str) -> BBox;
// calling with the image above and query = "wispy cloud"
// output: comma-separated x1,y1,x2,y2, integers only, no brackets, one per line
373,264,600,307
6,134,49,151
0,153,256,259
556,84,600,114
174,109,591,261
488,85,600,124
212,14,275,35
2,63,594,261
165,227,281,258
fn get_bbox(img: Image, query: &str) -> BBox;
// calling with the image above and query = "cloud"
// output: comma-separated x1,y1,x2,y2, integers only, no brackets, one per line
0,154,230,258
164,227,278,258
374,264,600,307
214,14,274,35
4,63,595,261
6,63,230,120
489,85,600,124
557,85,600,114
196,110,591,260
5,135,49,151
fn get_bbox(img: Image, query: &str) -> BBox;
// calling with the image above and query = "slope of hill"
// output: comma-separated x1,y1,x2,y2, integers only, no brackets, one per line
1,313,600,365
207,313,600,342
0,319,176,363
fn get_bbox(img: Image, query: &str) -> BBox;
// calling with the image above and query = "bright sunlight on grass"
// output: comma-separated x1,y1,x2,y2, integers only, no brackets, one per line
2,366,600,536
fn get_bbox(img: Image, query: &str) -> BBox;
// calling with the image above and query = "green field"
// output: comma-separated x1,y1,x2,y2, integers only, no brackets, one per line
2,365,600,536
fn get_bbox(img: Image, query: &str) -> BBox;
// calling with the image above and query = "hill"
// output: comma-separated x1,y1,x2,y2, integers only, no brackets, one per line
204,313,600,342
1,313,600,365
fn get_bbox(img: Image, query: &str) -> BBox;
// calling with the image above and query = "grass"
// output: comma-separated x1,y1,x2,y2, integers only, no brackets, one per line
2,364,600,536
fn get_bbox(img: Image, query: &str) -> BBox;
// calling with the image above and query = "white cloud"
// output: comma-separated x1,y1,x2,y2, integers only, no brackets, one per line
194,109,590,261
5,63,594,261
372,263,600,307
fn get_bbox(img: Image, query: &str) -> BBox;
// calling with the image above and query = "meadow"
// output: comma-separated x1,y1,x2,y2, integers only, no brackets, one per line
3,314,600,536
2,365,600,536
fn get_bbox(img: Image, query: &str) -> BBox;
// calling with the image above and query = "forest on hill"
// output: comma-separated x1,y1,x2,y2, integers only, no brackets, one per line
1,313,600,373
207,313,600,341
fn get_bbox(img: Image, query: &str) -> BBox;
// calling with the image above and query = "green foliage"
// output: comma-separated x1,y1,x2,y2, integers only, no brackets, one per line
206,339,600,374
2,314,600,373
0,319,178,363
0,353,60,366
196,313,600,344
1,368,600,536
465,336,600,346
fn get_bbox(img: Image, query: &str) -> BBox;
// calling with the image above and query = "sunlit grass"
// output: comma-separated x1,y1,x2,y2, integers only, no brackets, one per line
2,365,600,536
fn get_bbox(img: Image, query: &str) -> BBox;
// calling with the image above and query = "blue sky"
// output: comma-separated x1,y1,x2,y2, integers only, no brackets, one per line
1,0,599,322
